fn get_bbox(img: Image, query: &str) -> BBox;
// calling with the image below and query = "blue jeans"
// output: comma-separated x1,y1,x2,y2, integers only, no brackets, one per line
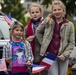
11,72,29,75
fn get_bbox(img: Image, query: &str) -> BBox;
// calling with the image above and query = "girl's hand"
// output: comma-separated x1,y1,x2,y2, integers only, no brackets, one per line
26,61,31,66
27,35,35,42
6,57,12,63
57,55,66,61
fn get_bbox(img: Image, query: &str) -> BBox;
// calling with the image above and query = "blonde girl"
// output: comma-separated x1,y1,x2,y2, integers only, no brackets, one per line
25,3,44,64
3,21,34,75
36,0,75,75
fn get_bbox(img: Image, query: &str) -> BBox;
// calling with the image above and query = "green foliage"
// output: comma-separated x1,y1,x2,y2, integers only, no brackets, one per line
0,0,27,27
24,17,30,26
41,0,52,8
61,0,76,16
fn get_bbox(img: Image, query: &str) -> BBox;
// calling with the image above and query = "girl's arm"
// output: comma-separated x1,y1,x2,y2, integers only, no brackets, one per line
25,41,34,64
5,57,12,63
3,42,12,63
26,35,35,42
25,26,35,42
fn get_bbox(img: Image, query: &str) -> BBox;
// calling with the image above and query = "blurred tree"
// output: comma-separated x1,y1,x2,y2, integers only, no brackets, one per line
41,0,76,17
0,0,27,27
61,0,76,17
41,0,52,8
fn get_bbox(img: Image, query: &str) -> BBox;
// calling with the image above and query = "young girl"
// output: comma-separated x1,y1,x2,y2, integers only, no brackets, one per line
36,0,75,75
25,3,44,64
3,21,34,75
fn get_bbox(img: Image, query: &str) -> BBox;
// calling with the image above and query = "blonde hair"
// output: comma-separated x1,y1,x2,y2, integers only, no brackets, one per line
28,3,43,15
46,0,66,24
10,21,28,49
51,0,66,17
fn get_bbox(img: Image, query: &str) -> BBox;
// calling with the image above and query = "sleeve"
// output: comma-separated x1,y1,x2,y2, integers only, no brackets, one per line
25,41,34,63
62,22,75,58
2,45,7,58
2,42,12,58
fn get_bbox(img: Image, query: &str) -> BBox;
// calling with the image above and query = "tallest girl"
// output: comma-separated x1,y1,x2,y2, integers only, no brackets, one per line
36,0,75,75
25,3,44,64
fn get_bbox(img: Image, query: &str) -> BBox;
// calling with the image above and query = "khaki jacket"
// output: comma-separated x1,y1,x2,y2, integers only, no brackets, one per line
36,18,75,58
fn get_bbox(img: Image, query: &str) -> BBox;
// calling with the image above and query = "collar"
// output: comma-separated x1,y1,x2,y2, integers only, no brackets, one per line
52,16,69,25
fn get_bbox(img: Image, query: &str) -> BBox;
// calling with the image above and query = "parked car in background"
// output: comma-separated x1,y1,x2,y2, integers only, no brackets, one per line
0,15,10,58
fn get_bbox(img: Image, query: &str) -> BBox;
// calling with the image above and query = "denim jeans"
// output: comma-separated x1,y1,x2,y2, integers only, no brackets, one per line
11,72,29,75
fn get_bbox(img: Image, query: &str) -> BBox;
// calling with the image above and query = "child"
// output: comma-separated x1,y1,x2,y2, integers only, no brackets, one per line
25,3,44,64
3,21,34,75
36,0,75,75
